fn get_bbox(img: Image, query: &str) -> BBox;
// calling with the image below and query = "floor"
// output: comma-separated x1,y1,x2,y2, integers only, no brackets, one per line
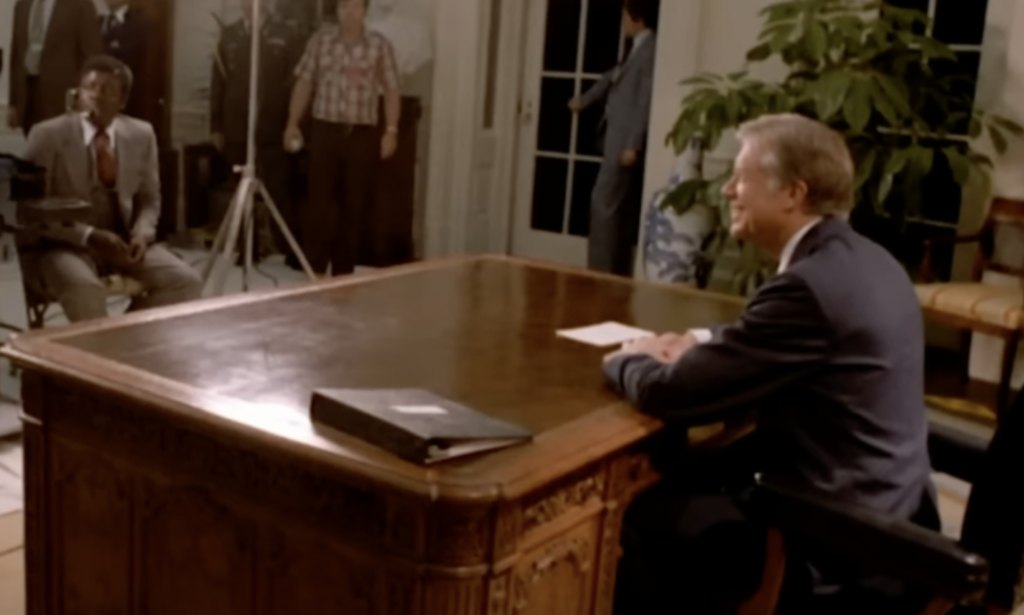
0,249,1015,613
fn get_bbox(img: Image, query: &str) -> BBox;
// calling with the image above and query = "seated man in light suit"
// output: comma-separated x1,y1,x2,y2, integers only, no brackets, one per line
603,114,937,614
24,55,202,322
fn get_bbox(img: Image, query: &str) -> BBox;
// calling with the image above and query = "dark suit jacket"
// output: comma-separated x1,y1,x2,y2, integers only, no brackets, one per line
210,16,305,147
100,8,153,121
9,0,104,130
604,217,934,519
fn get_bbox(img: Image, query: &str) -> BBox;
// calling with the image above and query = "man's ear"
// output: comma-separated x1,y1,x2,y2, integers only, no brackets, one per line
788,180,809,212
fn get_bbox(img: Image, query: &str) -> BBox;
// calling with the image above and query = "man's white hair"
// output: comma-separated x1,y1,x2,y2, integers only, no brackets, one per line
736,113,855,216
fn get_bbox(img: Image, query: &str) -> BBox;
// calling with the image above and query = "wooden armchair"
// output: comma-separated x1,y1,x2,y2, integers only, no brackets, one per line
916,198,1024,416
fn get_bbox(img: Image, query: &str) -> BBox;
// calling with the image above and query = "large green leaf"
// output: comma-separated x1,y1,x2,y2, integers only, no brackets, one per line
804,20,829,63
662,178,708,213
942,146,971,185
813,71,853,121
885,148,911,176
988,124,1009,155
909,145,935,178
854,149,878,191
877,171,895,206
868,78,899,126
843,76,872,133
872,73,912,118
918,37,958,62
747,43,773,62
992,115,1024,137
759,22,797,43
969,116,984,139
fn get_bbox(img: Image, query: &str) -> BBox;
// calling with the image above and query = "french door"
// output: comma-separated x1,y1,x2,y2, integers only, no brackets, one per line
511,0,627,267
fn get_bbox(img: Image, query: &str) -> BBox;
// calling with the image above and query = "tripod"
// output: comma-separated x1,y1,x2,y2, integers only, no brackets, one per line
201,0,316,295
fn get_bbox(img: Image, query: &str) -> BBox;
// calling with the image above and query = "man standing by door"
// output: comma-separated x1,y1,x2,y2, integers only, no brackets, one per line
283,0,401,277
8,0,104,134
99,0,153,123
211,0,305,262
570,0,656,276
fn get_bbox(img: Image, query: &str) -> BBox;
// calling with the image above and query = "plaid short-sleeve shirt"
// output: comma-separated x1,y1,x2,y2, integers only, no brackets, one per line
294,26,400,126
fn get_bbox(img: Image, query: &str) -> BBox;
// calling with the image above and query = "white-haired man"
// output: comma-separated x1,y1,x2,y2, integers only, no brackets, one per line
604,114,936,614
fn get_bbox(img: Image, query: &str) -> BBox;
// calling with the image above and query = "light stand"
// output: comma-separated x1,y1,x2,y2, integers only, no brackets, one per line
201,0,316,294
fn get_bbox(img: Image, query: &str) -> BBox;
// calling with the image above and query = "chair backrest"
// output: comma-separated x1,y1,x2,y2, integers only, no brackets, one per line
959,390,1024,610
977,198,1024,280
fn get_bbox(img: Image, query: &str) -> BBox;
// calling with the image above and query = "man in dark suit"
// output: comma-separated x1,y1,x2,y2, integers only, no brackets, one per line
99,0,153,122
569,0,656,276
603,114,936,614
210,0,304,261
7,0,104,134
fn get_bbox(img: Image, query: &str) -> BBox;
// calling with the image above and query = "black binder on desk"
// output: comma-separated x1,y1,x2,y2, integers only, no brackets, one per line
310,389,532,465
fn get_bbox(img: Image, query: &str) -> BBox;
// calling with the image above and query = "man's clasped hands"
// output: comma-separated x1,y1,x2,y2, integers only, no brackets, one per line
602,331,700,366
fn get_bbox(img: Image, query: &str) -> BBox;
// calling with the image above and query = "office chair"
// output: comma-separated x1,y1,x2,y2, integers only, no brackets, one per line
743,397,1024,615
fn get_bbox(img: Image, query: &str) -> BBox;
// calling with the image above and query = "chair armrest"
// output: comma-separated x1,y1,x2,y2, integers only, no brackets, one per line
750,474,989,605
928,420,990,484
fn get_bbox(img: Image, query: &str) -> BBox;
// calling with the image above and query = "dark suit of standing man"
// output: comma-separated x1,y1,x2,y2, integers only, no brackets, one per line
210,0,304,261
570,0,656,277
7,0,103,134
603,114,937,614
99,0,153,123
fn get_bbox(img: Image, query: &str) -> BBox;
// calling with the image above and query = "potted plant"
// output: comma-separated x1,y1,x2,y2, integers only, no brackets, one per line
663,0,1023,292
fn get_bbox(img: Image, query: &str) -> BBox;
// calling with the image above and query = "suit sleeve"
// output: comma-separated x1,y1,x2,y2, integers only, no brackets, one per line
23,124,93,246
626,51,654,152
603,274,831,425
130,124,161,242
210,30,227,134
77,0,103,66
579,71,611,110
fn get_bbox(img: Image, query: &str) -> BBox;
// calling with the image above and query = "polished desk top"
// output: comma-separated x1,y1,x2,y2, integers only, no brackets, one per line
3,256,745,502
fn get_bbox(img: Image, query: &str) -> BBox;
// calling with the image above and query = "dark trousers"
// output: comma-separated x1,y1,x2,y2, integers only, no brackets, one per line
303,120,379,276
613,434,940,615
224,143,295,258
614,435,783,615
588,158,644,277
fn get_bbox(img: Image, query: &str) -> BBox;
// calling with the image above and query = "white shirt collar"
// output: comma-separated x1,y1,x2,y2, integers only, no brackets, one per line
777,217,822,273
80,114,119,152
631,29,653,54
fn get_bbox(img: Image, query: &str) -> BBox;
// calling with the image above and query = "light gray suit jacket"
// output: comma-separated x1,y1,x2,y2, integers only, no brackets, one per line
579,32,656,159
23,112,161,246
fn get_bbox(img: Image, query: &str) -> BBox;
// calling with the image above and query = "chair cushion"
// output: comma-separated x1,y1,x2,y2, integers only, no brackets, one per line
916,283,1024,329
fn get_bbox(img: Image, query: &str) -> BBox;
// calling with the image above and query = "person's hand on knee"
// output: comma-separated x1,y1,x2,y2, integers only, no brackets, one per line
127,234,149,265
87,230,131,268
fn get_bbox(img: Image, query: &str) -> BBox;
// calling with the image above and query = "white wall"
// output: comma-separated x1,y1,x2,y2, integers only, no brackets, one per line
642,0,782,205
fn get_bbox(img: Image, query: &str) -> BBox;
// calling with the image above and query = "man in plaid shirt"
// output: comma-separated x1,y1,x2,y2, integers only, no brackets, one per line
284,0,400,276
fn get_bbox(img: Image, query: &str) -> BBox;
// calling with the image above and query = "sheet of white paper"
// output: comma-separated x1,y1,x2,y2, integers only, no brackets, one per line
392,405,449,415
556,322,654,347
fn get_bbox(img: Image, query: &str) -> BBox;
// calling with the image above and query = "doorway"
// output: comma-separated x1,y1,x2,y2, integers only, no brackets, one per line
510,0,656,267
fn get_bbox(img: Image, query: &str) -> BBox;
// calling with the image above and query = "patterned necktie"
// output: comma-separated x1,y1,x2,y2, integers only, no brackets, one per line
24,0,46,75
94,129,117,188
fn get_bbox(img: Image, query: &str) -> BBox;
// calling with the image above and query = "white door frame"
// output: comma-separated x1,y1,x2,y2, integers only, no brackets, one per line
508,0,609,268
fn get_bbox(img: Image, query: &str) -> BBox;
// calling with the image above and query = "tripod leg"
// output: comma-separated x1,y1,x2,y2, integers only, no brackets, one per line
256,182,317,281
200,190,235,284
242,189,255,292
204,178,253,296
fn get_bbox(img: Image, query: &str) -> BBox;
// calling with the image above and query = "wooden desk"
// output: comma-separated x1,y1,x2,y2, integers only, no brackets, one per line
1,256,745,615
